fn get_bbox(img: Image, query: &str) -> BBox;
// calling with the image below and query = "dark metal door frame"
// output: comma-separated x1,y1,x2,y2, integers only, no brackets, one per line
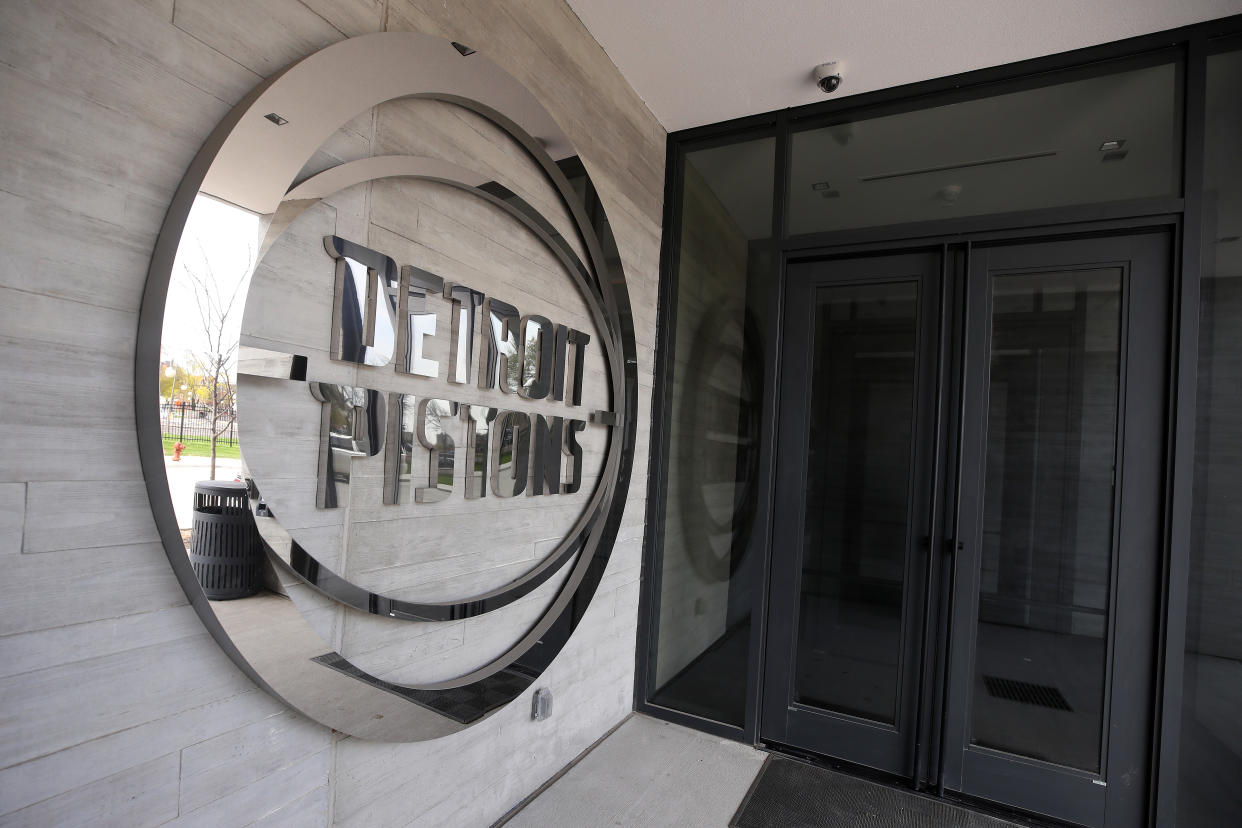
939,232,1169,826
760,226,1172,827
761,249,943,778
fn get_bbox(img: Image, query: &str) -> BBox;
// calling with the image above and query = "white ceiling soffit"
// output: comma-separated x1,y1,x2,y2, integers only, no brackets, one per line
566,0,1242,132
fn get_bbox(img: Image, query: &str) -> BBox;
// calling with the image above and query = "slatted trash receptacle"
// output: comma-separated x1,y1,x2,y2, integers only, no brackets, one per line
190,480,263,600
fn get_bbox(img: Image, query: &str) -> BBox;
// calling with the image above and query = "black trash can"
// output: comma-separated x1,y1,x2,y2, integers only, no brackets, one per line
189,480,263,600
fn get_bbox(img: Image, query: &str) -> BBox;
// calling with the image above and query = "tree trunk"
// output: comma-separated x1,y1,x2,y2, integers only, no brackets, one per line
209,388,219,480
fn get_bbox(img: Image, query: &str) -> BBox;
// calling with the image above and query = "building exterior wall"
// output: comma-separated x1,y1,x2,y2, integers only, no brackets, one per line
0,1,664,825
653,161,750,688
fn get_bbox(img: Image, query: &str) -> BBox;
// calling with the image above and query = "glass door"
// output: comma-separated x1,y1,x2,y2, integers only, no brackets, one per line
762,232,1169,827
761,250,943,777
941,233,1168,827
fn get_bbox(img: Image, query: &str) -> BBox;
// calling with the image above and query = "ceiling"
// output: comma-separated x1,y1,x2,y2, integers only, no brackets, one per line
566,0,1242,132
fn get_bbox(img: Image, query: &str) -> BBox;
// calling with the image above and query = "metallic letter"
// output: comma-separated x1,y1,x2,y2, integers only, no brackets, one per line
529,414,563,496
478,297,521,394
384,393,415,505
518,315,555,401
415,398,457,503
398,265,444,379
444,282,484,385
565,329,590,406
460,405,496,500
551,324,569,402
489,410,530,497
324,236,398,367
562,418,585,494
310,382,385,508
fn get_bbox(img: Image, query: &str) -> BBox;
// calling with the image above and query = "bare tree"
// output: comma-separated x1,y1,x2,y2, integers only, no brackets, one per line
182,241,252,480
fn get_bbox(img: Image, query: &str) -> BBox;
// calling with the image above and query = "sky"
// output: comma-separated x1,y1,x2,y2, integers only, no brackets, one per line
160,194,264,371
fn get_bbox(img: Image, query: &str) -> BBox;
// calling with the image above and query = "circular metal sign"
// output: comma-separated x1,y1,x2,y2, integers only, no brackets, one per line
136,32,636,741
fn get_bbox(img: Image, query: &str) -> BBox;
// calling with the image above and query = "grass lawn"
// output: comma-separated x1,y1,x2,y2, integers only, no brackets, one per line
163,436,242,461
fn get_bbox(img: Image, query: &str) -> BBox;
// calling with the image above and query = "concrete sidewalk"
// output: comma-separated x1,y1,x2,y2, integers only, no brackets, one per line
501,715,765,828
162,453,243,529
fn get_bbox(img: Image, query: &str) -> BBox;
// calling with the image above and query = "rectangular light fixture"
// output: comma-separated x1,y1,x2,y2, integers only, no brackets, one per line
264,112,289,126
1098,139,1126,152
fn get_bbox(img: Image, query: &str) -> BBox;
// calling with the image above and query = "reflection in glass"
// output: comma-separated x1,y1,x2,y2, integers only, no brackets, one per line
1179,46,1242,827
789,61,1179,235
970,269,1121,772
793,281,918,723
649,137,774,727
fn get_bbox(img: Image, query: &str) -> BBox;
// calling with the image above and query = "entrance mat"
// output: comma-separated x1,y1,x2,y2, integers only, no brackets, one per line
730,756,1022,828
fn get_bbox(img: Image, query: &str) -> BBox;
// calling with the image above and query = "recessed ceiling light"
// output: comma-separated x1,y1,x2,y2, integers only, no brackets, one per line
811,181,832,191
264,112,289,126
1098,139,1126,152
451,42,476,56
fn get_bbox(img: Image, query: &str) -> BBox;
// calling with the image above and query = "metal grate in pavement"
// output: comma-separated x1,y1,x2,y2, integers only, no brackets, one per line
983,675,1073,712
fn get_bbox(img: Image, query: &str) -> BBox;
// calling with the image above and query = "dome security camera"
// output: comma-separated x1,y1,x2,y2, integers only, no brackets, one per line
813,62,843,94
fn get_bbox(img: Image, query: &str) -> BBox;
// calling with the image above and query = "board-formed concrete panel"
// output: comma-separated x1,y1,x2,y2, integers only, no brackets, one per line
0,0,663,824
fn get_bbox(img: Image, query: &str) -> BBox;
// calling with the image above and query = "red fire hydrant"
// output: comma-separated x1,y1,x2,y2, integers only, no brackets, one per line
173,441,185,461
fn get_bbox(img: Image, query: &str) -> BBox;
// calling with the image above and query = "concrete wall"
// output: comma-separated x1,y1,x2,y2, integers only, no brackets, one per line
0,1,663,825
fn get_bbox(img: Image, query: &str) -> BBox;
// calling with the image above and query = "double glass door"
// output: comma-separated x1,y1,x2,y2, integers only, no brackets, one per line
762,232,1169,827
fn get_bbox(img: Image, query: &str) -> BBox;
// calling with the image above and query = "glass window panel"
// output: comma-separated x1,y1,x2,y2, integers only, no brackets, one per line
970,269,1122,772
794,281,919,723
1179,45,1242,827
789,61,1179,235
649,137,774,726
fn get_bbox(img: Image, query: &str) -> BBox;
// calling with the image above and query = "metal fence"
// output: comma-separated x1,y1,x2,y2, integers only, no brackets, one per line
160,404,237,445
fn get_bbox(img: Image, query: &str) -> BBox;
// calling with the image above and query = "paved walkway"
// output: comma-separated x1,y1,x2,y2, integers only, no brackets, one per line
501,715,765,827
501,715,1028,828
163,453,243,529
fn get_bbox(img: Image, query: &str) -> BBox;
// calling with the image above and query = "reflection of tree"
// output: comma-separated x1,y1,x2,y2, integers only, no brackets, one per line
422,398,454,438
425,400,456,485
182,241,251,479
510,333,526,391
520,324,540,393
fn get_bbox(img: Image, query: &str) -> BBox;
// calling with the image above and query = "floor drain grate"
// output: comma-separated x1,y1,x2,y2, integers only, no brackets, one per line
983,675,1072,711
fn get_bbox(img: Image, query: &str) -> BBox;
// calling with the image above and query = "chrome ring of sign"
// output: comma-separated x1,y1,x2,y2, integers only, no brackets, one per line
135,32,637,740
